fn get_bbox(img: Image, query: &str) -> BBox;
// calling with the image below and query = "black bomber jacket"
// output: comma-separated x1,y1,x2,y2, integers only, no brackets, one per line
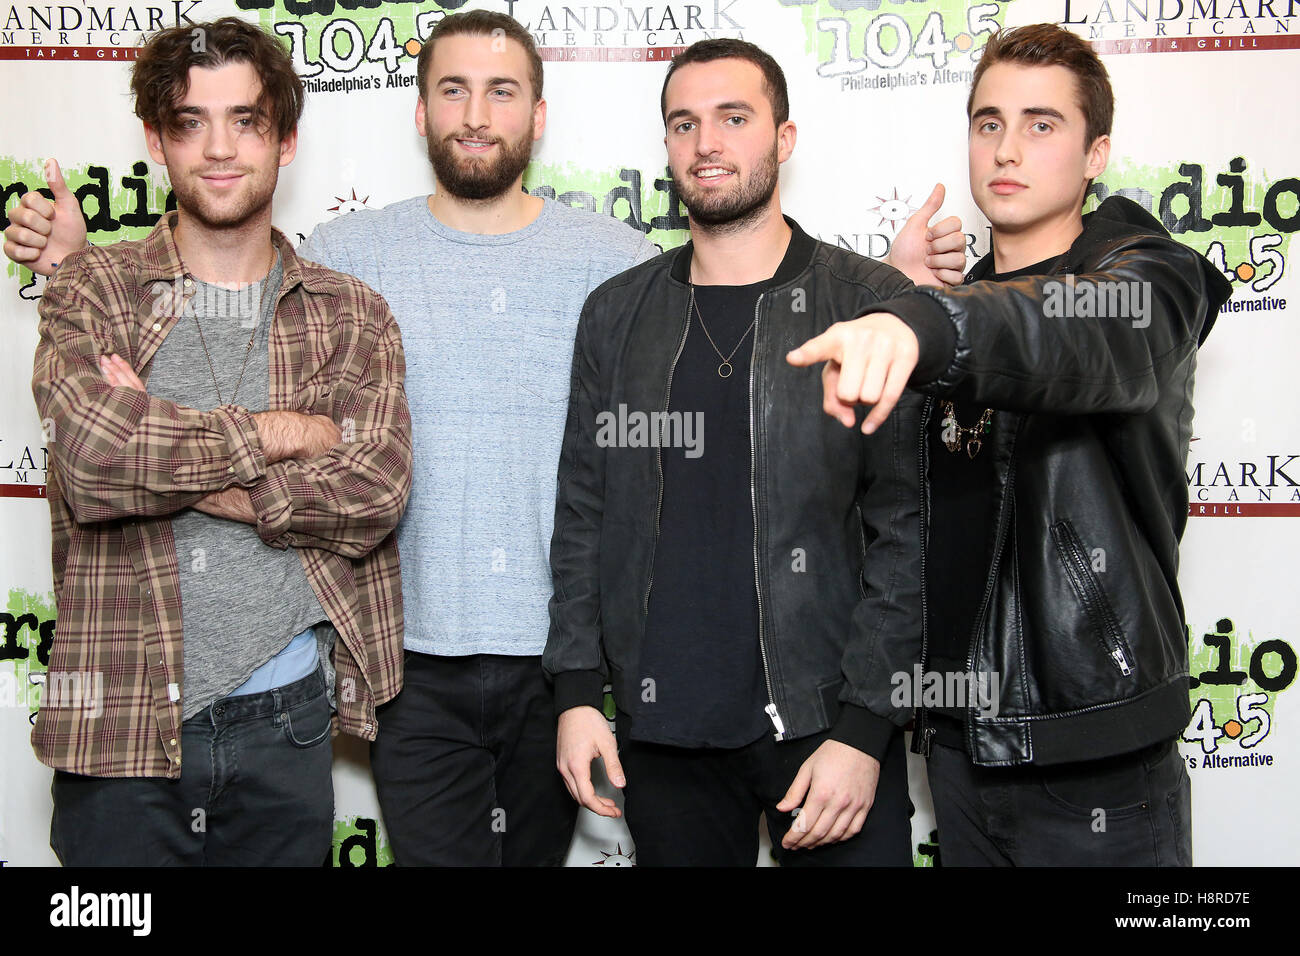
875,196,1234,766
544,217,924,761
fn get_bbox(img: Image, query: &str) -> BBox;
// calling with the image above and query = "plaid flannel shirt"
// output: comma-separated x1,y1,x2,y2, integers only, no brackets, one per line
31,212,413,778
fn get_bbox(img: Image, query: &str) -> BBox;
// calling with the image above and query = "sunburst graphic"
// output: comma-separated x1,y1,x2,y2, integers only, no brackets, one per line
328,188,371,216
868,188,916,233
594,843,636,866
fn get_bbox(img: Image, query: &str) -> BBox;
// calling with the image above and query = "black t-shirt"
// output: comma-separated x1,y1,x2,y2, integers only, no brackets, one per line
927,255,1057,751
630,282,770,748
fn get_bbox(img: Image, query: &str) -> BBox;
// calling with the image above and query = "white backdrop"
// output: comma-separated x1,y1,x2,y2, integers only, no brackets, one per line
2,0,1296,867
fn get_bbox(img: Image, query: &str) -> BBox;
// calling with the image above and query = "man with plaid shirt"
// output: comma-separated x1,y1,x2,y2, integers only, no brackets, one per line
29,19,412,865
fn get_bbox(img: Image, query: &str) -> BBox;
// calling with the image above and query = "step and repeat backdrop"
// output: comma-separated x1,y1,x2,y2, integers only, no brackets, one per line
1,0,1296,867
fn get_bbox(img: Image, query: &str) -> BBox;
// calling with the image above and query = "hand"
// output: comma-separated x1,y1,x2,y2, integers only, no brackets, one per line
3,159,89,276
786,313,918,434
556,705,624,819
99,353,145,391
887,183,966,288
191,487,256,523
775,739,881,851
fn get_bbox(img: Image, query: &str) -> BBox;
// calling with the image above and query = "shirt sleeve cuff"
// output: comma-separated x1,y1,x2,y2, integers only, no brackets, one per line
215,404,268,485
246,461,295,548
827,702,897,762
869,291,957,387
554,669,606,719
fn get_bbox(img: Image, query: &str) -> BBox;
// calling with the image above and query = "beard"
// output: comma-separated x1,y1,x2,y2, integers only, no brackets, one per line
168,163,278,231
426,122,535,202
672,141,780,234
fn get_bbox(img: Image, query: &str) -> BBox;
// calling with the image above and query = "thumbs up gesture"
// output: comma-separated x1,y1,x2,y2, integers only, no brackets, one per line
3,159,89,276
886,183,967,288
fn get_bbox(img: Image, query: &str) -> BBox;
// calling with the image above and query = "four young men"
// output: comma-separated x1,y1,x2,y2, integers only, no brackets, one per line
4,15,1226,867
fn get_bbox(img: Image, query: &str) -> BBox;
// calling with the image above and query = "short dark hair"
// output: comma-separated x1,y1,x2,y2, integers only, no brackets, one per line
417,11,544,103
968,23,1113,150
660,39,789,127
131,17,304,141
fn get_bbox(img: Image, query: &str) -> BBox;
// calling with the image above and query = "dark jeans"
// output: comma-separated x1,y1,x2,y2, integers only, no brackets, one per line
615,718,913,866
50,667,334,866
369,651,578,866
926,738,1192,866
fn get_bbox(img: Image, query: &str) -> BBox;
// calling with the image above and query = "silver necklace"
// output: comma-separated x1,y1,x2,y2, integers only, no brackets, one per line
690,286,757,379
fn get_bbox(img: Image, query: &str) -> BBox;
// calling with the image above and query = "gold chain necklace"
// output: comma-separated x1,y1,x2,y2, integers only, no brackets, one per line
940,400,994,459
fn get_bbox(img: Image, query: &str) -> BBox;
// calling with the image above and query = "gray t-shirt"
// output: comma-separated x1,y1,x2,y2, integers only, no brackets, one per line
147,251,327,718
298,197,657,656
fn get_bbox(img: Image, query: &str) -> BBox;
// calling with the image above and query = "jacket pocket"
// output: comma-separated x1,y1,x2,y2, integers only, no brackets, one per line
1049,519,1136,679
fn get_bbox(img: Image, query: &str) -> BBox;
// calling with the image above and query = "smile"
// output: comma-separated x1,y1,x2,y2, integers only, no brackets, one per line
693,167,734,182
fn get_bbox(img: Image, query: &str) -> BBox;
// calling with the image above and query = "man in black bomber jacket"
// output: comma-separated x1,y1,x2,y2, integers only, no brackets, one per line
790,24,1233,865
544,39,967,865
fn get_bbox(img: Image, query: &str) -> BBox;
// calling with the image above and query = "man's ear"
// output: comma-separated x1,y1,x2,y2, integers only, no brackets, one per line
415,96,428,138
278,126,299,168
1085,133,1110,181
532,96,547,142
144,122,167,166
777,120,797,164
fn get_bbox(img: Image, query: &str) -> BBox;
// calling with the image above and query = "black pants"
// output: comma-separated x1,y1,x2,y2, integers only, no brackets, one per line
50,668,334,866
926,739,1192,866
615,719,913,866
369,651,577,866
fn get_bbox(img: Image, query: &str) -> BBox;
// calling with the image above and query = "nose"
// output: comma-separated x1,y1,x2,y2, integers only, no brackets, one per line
203,121,237,162
695,120,722,159
993,128,1020,167
464,89,490,132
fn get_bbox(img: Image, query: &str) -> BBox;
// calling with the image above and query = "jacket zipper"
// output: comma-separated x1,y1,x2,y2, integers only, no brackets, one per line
642,296,693,615
748,292,785,740
1050,523,1134,677
961,421,1022,752
913,397,935,757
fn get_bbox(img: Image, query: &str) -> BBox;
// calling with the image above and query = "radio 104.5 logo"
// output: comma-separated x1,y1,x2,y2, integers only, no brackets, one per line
1181,617,1296,768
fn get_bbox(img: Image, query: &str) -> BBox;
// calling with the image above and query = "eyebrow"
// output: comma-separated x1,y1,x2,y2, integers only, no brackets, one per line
175,105,258,117
664,99,758,125
971,105,1068,123
437,75,522,88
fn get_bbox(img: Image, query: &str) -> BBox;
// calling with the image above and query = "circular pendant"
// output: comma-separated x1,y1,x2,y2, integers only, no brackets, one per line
718,361,733,378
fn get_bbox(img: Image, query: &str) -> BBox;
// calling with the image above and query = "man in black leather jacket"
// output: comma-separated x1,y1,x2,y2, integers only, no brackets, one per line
790,24,1233,865
544,39,965,865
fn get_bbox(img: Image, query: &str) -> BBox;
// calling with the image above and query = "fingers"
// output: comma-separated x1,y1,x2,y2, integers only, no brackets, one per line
3,193,56,265
99,354,144,390
775,758,813,813
785,326,843,368
44,157,74,204
820,363,856,428
926,215,964,249
916,182,945,226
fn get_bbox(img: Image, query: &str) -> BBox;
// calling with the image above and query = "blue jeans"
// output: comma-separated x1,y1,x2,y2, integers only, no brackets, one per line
50,668,334,866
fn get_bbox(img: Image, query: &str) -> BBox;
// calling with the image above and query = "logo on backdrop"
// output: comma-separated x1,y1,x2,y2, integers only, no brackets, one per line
0,589,55,727
237,0,730,95
523,162,690,250
0,1,206,61
778,0,1009,91
1058,0,1300,54
1182,618,1296,768
1089,156,1294,307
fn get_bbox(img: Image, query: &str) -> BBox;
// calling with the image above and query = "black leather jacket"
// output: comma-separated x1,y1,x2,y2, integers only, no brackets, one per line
876,196,1233,766
544,218,922,760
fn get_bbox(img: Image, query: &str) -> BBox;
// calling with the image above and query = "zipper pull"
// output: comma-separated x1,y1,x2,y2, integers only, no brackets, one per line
918,725,936,758
764,703,786,740
1112,647,1133,676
